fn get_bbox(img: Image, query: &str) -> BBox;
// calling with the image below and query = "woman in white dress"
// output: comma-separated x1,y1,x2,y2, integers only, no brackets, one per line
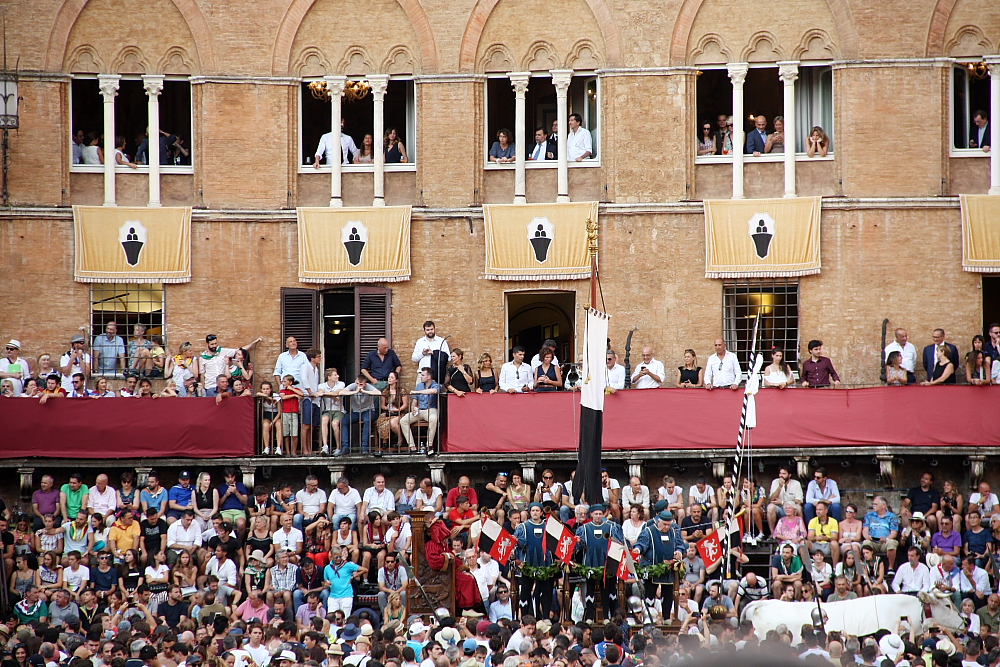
763,348,795,388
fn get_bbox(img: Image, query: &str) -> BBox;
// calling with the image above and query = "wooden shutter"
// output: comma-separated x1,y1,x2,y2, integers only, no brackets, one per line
355,286,392,367
280,287,319,351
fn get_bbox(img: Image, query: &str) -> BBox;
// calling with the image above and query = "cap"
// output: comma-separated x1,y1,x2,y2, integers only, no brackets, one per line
463,639,479,654
179,471,191,480
5,339,21,350
658,510,674,521
71,334,85,344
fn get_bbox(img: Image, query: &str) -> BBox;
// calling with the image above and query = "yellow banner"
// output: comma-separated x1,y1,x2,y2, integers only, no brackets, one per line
73,206,191,283
483,202,596,281
297,206,411,284
704,197,821,278
961,195,1000,273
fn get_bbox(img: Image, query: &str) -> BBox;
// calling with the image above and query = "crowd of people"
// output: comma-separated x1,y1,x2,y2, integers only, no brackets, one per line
4,463,1000,667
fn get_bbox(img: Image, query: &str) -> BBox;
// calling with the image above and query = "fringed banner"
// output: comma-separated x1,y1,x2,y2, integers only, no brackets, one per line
73,206,191,283
704,197,821,278
961,195,1000,273
297,206,411,284
483,202,596,281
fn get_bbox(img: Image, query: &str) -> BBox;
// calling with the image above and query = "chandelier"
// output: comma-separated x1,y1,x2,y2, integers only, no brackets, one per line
308,79,371,102
967,61,989,80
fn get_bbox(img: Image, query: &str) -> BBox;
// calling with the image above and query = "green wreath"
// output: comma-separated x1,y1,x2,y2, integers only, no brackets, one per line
519,562,562,580
572,564,606,580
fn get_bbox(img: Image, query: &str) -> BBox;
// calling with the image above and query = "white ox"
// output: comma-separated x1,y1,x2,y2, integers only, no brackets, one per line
742,595,924,643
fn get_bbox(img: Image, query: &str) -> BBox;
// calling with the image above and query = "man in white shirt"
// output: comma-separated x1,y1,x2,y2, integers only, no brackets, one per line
704,338,742,390
0,339,30,395
766,466,804,533
359,474,396,527
605,350,625,391
317,368,346,456
884,328,918,385
567,114,593,161
891,546,931,594
331,477,363,528
88,474,118,520
621,477,650,519
166,510,202,565
630,347,664,389
60,335,92,393
499,346,533,393
294,475,328,531
411,321,449,373
314,118,359,166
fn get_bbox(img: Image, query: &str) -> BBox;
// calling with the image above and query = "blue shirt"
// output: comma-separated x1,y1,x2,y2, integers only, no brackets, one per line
141,487,167,512
863,510,899,540
414,381,441,410
168,484,194,508
324,561,360,598
361,349,402,381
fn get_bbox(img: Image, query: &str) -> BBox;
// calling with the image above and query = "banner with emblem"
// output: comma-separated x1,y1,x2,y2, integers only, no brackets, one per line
297,206,411,284
483,202,597,280
960,195,1000,273
73,206,191,283
704,197,821,278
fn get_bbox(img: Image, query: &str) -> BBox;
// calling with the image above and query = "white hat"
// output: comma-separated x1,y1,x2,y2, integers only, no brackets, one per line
5,340,20,350
879,634,903,660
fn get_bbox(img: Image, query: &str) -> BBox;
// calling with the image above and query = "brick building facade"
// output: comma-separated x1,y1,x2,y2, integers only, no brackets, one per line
1,0,998,387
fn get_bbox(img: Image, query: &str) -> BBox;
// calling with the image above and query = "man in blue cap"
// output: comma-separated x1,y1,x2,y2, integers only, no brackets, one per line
575,503,623,620
635,510,685,621
514,502,554,620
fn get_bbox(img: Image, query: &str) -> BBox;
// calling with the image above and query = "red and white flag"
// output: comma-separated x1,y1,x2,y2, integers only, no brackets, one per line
696,529,724,569
478,519,517,566
545,516,578,565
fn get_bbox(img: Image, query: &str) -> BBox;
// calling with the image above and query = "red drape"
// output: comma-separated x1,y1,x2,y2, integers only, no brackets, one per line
0,396,255,458
443,386,1000,453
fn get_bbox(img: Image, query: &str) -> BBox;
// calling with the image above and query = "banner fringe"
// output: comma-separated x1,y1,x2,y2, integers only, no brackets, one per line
299,275,410,284
705,268,821,279
484,272,592,281
74,277,190,284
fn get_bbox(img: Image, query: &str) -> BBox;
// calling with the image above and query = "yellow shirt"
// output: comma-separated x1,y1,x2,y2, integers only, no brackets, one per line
807,516,839,540
109,520,141,553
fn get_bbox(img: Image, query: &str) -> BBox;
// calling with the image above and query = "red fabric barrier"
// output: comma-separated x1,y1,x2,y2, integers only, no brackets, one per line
0,396,255,459
444,386,1000,453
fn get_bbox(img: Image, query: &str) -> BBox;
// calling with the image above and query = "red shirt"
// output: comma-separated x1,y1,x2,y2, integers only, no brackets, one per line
447,487,478,508
279,389,300,414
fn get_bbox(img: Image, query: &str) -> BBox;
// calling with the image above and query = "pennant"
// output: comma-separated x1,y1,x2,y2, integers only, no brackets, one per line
696,530,723,569
545,516,578,565
478,519,517,566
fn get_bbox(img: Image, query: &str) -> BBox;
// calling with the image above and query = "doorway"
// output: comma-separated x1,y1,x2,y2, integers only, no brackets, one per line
984,276,1000,334
506,291,576,363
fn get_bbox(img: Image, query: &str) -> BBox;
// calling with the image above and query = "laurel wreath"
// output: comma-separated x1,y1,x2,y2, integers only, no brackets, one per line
518,562,562,580
572,564,606,580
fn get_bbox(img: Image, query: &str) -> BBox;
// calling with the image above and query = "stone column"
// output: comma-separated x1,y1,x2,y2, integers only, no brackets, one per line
324,76,348,207
986,57,1000,195
508,72,531,204
551,69,573,202
98,74,121,206
142,75,164,207
778,61,799,198
727,64,748,199
369,75,390,207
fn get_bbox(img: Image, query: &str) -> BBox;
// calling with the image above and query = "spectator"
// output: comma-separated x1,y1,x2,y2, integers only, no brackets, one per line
474,352,499,394
804,467,842,522
704,338,741,390
488,129,515,164
361,338,403,390
630,347,664,389
921,344,956,385
499,346,533,393
411,321,449,375
339,375,382,456
533,348,562,393
800,340,841,388
765,467,803,534
761,349,794,389
330,477,362,528
675,349,703,388
806,126,830,158
279,375,304,456
862,496,900,567
92,322,126,377
764,116,784,154
59,334,91,393
205,334,261,398
384,128,408,163
528,126,556,161
295,475,328,532
921,329,959,382
970,109,991,152
0,339,30,395
567,114,592,161
605,350,626,391
697,121,716,155
314,118,358,167
745,115,768,156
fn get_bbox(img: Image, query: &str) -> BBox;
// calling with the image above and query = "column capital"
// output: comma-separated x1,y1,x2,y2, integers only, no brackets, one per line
142,74,165,97
367,74,389,97
549,69,573,91
324,74,348,97
726,63,749,86
98,74,121,99
507,71,531,95
777,61,800,83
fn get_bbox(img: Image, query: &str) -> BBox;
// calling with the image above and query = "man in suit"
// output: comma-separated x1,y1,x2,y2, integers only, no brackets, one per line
746,115,768,156
922,328,960,381
528,127,556,161
970,110,991,153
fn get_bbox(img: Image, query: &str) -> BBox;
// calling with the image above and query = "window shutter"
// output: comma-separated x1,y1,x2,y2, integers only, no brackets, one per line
355,286,392,367
281,287,319,351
